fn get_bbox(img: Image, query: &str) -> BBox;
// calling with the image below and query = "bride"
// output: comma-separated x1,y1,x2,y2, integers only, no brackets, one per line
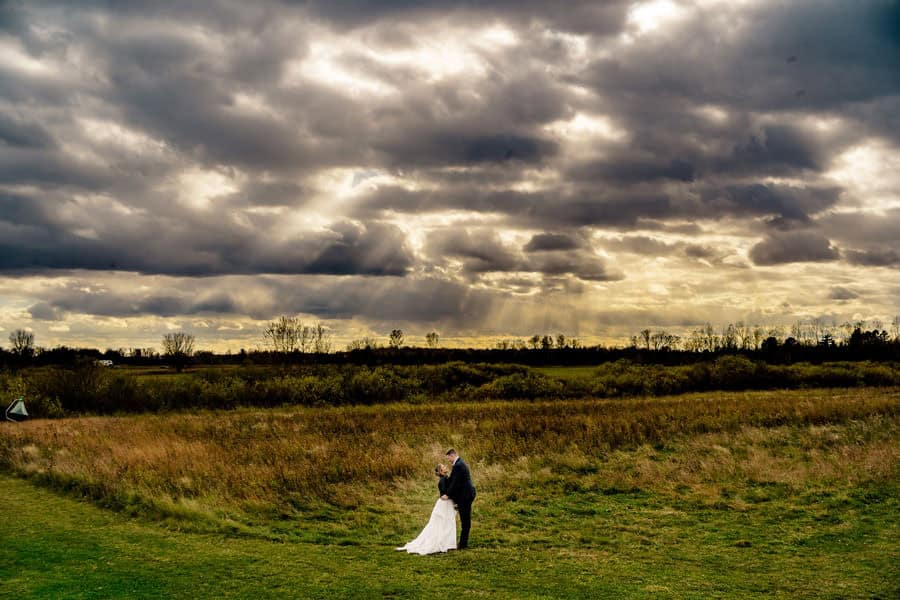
396,464,457,554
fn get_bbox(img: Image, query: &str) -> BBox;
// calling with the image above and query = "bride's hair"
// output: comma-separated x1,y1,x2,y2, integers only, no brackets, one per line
434,464,449,477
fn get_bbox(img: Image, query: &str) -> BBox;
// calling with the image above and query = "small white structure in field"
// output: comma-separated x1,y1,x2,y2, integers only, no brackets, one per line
5,398,28,422
98,359,114,367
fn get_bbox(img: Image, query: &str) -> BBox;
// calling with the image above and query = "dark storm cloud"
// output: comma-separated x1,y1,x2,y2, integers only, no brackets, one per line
271,276,496,323
819,209,900,245
220,180,308,208
580,1,900,116
356,186,678,228
304,222,413,276
31,275,498,326
0,114,55,149
426,228,619,281
600,235,724,264
562,120,844,196
844,248,900,267
357,181,841,231
27,302,65,321
0,201,413,276
702,184,842,225
1,0,899,331
568,157,695,184
105,55,315,170
0,150,114,189
427,229,519,274
32,287,197,319
523,233,584,253
525,252,621,282
715,125,827,177
749,231,840,266
301,0,631,35
828,287,859,301
818,209,900,268
367,71,570,168
602,235,673,256
376,132,558,167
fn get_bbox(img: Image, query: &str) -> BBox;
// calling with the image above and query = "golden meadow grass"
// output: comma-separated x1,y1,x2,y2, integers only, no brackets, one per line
1,387,897,532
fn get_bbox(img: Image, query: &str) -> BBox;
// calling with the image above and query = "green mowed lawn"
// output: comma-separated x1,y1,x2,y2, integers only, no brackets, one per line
2,473,897,599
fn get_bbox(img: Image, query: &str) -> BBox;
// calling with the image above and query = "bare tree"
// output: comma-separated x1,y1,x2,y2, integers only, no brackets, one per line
752,325,765,350
721,323,737,350
650,330,679,351
734,321,753,350
684,328,704,352
299,324,312,353
312,323,331,353
703,323,718,352
791,319,822,346
163,332,195,356
8,329,35,356
347,336,379,351
639,329,652,350
766,325,785,344
162,332,195,371
263,316,303,353
130,347,158,359
425,331,440,348
811,317,825,345
497,338,528,350
388,329,404,349
555,333,567,349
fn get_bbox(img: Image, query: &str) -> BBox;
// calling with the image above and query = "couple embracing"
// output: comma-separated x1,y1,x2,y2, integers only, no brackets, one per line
397,449,476,555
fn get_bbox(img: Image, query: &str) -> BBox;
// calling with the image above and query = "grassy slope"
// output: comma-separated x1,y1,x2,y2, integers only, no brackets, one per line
2,389,899,598
2,474,897,599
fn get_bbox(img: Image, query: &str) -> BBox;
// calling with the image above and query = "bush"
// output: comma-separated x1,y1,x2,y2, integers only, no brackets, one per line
0,372,65,419
345,367,415,405
709,355,759,390
477,372,564,399
26,363,109,413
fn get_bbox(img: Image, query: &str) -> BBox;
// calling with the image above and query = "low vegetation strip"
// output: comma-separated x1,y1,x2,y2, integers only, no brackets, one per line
1,388,897,534
2,357,900,417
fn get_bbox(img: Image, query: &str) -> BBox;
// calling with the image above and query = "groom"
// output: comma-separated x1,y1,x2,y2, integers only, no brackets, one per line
441,448,476,549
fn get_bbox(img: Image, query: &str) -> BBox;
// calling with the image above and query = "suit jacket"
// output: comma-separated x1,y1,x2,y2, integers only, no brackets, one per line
445,458,476,504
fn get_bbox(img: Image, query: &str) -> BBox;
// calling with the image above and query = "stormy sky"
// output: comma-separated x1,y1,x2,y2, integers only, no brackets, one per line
1,0,899,350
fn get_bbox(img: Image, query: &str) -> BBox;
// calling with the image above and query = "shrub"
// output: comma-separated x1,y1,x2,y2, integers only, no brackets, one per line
345,367,414,405
709,355,759,390
477,372,564,399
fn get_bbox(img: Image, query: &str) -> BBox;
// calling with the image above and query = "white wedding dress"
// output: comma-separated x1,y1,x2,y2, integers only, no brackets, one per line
396,498,457,555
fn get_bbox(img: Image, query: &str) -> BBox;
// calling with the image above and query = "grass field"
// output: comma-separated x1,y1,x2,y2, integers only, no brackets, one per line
1,388,898,598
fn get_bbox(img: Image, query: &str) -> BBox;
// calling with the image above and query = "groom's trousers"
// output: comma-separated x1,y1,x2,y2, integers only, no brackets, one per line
457,500,473,548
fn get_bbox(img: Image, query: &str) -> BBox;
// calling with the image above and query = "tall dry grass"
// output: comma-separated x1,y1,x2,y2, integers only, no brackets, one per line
1,388,897,526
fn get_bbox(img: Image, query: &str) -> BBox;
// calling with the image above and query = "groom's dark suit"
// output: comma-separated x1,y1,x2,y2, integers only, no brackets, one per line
445,457,476,548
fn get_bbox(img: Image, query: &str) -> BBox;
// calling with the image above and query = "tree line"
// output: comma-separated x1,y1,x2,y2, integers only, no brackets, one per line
3,315,900,370
629,318,900,352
